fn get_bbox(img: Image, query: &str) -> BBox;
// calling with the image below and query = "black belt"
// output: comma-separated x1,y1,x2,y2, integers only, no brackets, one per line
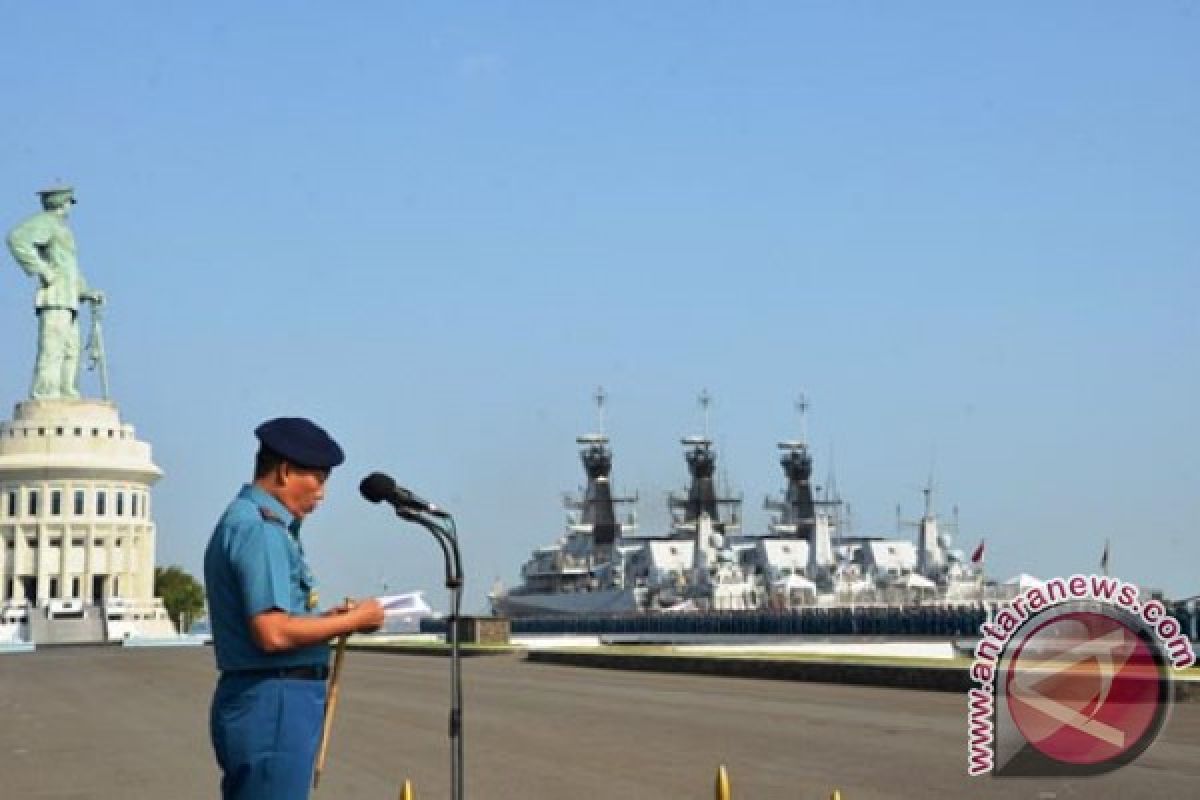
229,664,329,681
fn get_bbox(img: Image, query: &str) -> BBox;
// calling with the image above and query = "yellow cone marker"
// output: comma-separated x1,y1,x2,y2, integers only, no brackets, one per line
715,764,731,800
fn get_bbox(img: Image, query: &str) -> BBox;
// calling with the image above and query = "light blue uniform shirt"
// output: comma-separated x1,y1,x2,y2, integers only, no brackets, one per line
204,484,330,672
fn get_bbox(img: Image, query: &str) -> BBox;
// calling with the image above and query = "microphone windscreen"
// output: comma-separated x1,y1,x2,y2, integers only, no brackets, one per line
359,472,396,503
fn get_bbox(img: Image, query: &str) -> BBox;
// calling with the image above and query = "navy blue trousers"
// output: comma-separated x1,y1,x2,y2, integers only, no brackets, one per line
210,673,327,800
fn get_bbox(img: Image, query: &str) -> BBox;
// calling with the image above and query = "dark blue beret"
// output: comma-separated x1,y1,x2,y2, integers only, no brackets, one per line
254,417,345,469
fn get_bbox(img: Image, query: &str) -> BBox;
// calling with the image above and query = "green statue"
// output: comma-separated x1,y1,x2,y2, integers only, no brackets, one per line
6,186,106,400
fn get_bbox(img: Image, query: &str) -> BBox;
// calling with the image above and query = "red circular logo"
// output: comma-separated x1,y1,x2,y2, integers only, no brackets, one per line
1005,610,1165,766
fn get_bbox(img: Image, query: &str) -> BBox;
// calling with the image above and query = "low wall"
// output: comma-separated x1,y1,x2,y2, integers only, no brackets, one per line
527,649,1200,702
528,649,972,691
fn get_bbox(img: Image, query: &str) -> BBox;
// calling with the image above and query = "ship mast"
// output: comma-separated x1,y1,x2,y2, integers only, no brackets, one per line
593,385,607,436
767,393,817,540
574,387,618,549
669,390,743,534
795,393,808,446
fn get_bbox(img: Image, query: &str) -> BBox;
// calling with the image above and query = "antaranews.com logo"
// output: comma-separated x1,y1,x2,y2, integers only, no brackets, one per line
967,574,1195,777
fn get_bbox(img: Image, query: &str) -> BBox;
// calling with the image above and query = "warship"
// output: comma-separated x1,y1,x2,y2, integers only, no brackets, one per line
489,392,991,619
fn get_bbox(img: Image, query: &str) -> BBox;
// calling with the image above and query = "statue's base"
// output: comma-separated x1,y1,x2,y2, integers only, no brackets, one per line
12,398,120,428
0,397,160,481
0,396,165,635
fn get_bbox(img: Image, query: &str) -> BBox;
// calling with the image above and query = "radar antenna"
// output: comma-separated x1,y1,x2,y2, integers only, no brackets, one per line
825,442,839,503
825,442,844,532
593,386,607,436
926,451,937,512
795,393,809,445
698,388,712,440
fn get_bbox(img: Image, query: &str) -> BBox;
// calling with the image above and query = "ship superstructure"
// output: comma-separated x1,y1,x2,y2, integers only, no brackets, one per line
654,432,758,611
501,429,643,613
490,391,761,616
744,438,837,608
489,391,994,618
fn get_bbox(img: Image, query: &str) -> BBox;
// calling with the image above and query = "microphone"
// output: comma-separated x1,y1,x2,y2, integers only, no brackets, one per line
360,472,449,517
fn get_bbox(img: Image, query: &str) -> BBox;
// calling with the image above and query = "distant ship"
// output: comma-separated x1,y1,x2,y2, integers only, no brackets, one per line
489,391,992,618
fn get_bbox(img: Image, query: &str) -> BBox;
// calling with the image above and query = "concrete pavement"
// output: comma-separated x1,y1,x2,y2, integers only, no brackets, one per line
0,646,1196,799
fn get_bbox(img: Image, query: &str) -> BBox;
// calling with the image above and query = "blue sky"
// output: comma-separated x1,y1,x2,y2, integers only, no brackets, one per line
2,3,1196,610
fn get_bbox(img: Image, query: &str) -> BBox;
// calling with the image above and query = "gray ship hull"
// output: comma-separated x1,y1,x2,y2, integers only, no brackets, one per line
491,587,640,617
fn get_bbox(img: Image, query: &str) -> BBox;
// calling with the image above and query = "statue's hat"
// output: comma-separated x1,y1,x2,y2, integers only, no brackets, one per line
36,186,76,205
255,417,345,470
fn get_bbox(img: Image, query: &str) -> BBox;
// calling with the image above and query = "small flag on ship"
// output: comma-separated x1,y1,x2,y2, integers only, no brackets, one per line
971,539,985,564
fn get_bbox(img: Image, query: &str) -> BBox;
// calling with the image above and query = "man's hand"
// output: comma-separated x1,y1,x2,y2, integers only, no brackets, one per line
82,289,105,305
322,600,355,617
322,598,385,633
250,598,387,652
349,598,385,633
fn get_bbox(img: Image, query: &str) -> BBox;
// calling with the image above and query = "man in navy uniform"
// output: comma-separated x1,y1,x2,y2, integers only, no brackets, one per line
205,417,384,800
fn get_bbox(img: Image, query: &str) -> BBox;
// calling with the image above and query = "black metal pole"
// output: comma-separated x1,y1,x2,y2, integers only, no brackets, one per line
398,509,464,800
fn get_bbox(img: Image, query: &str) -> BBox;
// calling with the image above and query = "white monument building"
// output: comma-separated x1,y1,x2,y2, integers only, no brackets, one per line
0,400,175,642
1,186,174,644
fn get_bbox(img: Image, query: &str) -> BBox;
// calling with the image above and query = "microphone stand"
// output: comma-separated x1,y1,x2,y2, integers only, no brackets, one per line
396,508,464,800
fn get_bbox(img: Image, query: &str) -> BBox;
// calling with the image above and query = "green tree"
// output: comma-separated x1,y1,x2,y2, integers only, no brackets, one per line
154,565,205,631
